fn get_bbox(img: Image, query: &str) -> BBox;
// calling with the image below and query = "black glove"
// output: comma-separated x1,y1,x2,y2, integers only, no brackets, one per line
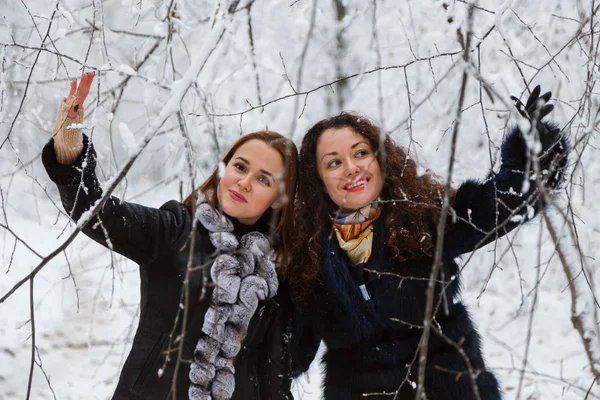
510,85,554,123
502,85,567,188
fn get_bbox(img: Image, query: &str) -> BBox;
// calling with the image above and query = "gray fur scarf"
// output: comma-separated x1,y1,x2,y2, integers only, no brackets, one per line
189,203,279,400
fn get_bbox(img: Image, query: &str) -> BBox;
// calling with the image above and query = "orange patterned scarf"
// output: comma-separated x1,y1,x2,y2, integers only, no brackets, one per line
331,204,382,265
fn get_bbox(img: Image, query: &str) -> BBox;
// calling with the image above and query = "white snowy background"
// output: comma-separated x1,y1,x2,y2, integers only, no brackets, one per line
1,0,599,399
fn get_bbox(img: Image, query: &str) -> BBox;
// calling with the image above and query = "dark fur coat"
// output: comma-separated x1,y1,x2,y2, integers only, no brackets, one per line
292,125,568,400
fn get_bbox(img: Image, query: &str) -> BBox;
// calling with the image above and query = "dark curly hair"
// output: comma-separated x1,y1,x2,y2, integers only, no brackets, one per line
289,112,455,305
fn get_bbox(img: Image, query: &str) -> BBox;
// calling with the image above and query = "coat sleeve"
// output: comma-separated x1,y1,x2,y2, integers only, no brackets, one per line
443,123,568,257
42,135,194,265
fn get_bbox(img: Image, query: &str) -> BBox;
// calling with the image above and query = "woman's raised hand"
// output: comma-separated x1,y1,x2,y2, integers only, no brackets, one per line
52,71,95,165
510,85,554,122
504,85,567,188
65,71,95,118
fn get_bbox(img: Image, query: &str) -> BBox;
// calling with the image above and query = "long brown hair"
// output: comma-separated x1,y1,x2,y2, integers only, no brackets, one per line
183,131,298,277
289,112,455,305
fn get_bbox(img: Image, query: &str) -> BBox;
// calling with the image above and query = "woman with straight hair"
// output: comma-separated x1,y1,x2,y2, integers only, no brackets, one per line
289,86,568,399
43,71,298,400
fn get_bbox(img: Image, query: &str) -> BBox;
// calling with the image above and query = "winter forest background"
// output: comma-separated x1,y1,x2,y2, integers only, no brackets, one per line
1,0,599,399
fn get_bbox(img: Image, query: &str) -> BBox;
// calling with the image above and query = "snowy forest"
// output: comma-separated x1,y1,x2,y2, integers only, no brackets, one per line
1,0,600,398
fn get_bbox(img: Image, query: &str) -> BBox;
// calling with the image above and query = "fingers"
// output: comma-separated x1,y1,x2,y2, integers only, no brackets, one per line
76,71,95,105
522,85,554,120
539,90,552,104
510,95,524,110
68,79,77,99
529,92,552,118
512,86,554,118
539,104,554,120
525,85,541,110
510,95,527,117
67,71,95,118
66,80,78,118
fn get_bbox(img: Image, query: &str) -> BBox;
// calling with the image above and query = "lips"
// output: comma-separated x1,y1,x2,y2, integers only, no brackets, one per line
229,190,247,202
343,176,370,192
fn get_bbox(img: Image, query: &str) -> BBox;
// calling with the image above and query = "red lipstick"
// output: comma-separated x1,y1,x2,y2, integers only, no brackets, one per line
229,190,247,202
343,176,370,192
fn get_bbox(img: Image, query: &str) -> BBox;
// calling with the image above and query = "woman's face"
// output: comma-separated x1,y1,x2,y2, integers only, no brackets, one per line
316,126,383,211
217,139,284,224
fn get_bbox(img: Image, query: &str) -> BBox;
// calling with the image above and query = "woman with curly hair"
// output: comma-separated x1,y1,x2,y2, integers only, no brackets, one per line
289,87,568,400
43,72,299,400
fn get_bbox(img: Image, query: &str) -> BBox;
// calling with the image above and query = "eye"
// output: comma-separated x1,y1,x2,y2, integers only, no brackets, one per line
233,162,245,172
327,159,341,169
258,175,271,186
356,149,369,158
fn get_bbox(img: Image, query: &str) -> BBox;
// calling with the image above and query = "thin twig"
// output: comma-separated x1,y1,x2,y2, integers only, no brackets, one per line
416,4,477,400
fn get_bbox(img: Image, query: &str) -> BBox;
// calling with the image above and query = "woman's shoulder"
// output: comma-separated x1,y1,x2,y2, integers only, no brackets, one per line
155,200,215,253
159,199,192,215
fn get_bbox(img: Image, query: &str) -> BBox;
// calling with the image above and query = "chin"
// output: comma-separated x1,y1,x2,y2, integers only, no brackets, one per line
220,201,240,217
337,201,367,212
337,193,377,211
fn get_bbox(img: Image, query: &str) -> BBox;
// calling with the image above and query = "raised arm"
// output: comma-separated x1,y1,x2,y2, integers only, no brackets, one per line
43,73,193,265
444,86,568,257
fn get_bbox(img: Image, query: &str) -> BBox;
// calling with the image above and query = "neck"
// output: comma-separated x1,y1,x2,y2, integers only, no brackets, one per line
230,208,273,236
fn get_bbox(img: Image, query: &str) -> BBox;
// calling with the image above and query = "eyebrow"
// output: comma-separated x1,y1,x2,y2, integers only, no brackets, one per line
320,141,370,162
235,156,275,181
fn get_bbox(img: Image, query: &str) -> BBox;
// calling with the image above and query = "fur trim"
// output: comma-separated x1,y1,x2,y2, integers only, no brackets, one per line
189,203,278,400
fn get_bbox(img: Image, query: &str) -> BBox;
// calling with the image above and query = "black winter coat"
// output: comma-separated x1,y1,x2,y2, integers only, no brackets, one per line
292,126,568,400
42,136,293,400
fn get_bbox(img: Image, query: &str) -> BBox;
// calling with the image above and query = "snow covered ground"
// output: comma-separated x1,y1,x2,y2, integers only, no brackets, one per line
2,0,600,399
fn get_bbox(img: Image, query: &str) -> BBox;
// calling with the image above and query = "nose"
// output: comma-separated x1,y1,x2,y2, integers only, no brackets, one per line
238,175,252,191
345,160,361,177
